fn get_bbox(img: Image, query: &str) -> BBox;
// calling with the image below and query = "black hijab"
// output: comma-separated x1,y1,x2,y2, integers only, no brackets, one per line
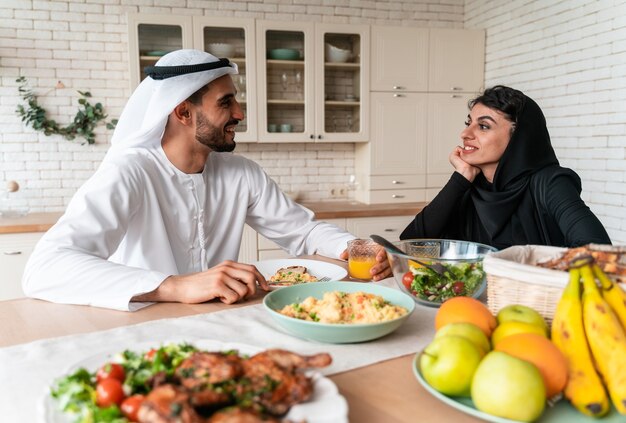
465,93,560,247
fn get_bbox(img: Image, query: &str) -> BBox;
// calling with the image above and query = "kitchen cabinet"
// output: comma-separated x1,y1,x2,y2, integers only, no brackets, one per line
255,218,347,260
356,26,484,204
127,14,258,142
345,216,408,241
250,215,409,260
193,17,258,142
428,29,485,94
370,26,429,92
0,232,43,300
127,14,193,89
426,92,474,187
354,91,428,204
256,21,369,142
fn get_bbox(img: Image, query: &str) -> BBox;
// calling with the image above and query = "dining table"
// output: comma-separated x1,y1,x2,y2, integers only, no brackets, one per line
0,255,481,423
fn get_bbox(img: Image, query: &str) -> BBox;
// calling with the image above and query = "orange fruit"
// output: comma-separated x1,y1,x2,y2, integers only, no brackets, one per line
435,297,497,338
495,332,568,399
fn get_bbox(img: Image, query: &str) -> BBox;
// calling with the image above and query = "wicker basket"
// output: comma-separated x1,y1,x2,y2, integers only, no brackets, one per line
484,245,569,325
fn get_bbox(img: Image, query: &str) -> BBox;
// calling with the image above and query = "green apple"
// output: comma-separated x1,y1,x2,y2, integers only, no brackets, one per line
419,335,482,397
435,322,491,357
497,304,548,333
471,351,546,422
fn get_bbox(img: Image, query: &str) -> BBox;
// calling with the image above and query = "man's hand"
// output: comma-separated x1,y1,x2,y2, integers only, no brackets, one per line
133,260,269,305
340,247,392,282
450,146,481,182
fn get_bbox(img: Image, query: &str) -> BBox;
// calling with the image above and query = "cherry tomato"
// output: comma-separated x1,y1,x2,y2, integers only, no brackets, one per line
96,362,125,383
143,348,157,360
452,281,465,296
402,271,414,291
96,378,125,408
121,394,145,422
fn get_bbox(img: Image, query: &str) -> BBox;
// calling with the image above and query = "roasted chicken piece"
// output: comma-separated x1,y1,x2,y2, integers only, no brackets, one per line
175,351,243,407
138,384,203,423
538,244,626,282
237,349,331,415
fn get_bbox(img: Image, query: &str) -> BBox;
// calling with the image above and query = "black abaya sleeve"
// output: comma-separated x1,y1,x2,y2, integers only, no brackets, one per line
539,171,611,247
400,172,472,240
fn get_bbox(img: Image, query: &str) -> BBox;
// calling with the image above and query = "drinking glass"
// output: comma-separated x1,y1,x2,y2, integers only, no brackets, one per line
237,75,246,100
295,71,303,100
347,239,380,281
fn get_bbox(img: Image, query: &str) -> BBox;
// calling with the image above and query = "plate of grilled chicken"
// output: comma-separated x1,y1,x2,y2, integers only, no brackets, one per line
41,339,348,423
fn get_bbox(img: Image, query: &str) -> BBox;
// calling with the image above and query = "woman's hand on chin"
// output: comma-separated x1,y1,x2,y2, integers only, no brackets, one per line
450,146,481,182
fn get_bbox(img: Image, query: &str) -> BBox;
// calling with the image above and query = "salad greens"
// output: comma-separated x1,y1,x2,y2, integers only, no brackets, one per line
51,343,198,423
406,261,486,303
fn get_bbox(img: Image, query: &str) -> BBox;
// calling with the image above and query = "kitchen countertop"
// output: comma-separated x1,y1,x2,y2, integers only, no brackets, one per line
0,201,425,234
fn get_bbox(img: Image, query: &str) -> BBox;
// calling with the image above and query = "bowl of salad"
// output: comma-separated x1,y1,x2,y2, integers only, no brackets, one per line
385,239,497,307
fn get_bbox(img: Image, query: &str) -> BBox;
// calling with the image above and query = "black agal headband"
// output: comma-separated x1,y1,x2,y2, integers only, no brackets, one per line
144,58,233,80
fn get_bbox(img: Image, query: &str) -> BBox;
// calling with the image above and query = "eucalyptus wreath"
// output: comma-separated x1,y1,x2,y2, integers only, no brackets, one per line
15,76,117,145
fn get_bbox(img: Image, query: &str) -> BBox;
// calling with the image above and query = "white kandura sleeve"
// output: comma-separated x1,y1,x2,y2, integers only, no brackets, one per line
22,162,168,311
243,161,355,259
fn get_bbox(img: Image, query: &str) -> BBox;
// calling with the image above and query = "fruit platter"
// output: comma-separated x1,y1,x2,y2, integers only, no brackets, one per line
416,257,626,422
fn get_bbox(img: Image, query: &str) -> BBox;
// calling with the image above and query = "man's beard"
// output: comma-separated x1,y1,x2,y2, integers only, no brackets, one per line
195,111,238,153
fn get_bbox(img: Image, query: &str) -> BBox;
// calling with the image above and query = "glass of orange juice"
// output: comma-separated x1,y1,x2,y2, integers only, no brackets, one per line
347,239,380,280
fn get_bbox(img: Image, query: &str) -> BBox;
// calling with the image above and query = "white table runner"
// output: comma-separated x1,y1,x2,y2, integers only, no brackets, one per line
1,279,437,422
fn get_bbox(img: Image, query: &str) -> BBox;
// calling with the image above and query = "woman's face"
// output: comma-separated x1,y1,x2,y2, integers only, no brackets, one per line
459,102,514,180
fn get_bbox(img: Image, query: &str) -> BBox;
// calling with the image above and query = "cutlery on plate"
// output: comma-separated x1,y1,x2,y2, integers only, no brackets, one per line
369,234,447,277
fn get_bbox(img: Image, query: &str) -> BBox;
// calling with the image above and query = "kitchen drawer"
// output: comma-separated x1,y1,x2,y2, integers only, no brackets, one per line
426,172,451,189
368,174,425,190
258,249,291,260
0,232,44,301
257,218,347,250
367,189,426,204
346,216,410,241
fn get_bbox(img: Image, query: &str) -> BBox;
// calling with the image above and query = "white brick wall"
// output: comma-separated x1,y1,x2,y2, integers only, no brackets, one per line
466,0,626,244
0,0,463,212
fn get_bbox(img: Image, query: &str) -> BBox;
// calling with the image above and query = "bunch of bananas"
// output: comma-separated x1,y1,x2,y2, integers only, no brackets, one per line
551,255,626,417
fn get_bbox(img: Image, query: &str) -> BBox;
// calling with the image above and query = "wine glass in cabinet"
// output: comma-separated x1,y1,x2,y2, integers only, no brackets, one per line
194,17,257,142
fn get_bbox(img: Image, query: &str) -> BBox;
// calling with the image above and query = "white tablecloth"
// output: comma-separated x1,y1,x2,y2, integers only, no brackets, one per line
0,279,437,422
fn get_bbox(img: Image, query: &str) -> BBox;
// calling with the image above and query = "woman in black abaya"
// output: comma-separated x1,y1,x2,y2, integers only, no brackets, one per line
400,85,611,249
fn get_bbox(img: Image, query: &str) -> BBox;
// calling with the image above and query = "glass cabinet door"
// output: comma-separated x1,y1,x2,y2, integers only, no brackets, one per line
127,14,193,89
257,21,315,142
194,17,257,142
315,24,370,142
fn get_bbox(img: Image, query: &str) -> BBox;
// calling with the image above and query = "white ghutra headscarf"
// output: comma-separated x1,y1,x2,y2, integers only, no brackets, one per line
107,49,238,156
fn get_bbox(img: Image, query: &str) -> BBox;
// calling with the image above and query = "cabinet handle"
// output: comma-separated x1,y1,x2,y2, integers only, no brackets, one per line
384,228,395,232
391,180,403,184
392,85,404,90
310,134,315,139
450,87,462,91
3,251,22,255
393,94,404,98
391,194,405,198
450,94,462,98
317,135,322,139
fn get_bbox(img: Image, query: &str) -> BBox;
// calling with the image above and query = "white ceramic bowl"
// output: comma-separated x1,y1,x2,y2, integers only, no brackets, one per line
207,43,235,58
325,43,351,63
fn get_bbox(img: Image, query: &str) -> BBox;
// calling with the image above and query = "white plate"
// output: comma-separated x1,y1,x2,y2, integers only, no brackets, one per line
40,339,348,423
254,258,348,290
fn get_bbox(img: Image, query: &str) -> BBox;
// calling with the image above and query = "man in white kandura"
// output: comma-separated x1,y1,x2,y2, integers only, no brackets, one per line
23,49,391,311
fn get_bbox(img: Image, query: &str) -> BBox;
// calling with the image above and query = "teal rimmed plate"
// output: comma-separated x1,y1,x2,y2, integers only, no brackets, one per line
413,352,622,422
263,281,415,343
